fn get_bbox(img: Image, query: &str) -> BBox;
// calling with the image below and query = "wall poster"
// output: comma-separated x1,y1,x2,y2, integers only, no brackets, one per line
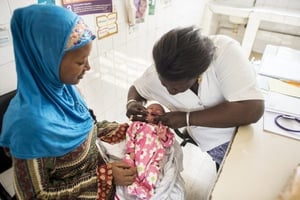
62,0,112,15
96,12,118,40
134,0,148,23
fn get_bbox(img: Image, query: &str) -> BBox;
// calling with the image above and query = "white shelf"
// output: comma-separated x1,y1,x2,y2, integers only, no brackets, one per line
207,2,254,18
202,1,300,58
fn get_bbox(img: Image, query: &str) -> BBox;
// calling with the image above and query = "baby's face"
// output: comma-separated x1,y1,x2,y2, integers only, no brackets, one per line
146,104,164,123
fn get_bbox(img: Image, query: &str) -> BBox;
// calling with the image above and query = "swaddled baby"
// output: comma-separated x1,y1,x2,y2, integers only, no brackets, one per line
119,103,175,200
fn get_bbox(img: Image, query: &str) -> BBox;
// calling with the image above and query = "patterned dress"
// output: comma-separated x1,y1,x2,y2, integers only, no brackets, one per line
13,121,128,200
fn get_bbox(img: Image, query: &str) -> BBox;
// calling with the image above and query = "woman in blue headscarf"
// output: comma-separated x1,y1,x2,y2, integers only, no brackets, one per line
0,4,136,199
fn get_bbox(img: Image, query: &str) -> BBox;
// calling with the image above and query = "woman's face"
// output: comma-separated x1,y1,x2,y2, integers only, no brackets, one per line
159,75,197,95
59,42,92,84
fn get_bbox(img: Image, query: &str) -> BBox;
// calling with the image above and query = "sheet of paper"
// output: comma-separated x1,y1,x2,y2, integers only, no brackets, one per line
265,92,300,117
268,78,300,98
259,45,300,82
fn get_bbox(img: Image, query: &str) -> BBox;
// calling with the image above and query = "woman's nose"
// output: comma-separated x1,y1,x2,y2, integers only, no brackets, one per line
84,60,91,71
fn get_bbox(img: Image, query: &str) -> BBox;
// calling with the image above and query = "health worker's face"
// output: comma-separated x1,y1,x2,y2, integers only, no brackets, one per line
59,42,92,84
159,75,197,95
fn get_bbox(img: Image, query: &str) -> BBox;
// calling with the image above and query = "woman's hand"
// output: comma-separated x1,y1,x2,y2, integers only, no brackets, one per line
126,101,147,122
157,111,186,129
111,161,137,186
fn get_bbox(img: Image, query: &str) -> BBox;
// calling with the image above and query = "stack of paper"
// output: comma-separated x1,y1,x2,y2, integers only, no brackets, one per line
259,45,300,140
265,92,300,116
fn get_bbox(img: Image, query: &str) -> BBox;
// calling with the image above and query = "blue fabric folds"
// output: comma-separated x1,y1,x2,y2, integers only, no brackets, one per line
0,5,94,158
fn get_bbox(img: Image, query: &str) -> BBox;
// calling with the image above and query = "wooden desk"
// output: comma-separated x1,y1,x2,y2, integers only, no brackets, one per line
209,119,300,200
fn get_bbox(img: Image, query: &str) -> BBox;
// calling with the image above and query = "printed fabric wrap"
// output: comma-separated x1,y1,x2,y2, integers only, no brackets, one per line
13,126,116,199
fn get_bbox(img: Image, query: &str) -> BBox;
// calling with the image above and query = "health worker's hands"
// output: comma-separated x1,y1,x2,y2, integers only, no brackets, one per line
111,161,137,186
156,111,186,129
126,101,147,122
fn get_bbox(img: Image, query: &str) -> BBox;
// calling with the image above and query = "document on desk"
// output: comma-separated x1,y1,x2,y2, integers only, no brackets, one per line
265,92,300,115
259,45,300,83
268,78,300,98
264,92,300,140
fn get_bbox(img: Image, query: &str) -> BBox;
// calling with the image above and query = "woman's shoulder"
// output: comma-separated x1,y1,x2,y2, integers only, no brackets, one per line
209,35,242,64
209,35,239,51
143,64,157,76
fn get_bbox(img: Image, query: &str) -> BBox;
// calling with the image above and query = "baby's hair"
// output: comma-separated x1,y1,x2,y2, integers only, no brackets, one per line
147,103,165,114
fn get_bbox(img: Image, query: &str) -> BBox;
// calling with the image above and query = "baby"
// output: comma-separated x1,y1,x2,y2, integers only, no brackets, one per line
122,103,175,199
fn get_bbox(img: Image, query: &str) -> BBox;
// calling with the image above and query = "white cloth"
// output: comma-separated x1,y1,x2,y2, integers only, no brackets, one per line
96,139,185,200
134,35,264,151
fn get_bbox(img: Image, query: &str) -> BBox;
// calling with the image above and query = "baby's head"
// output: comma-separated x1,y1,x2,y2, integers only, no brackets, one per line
146,103,165,124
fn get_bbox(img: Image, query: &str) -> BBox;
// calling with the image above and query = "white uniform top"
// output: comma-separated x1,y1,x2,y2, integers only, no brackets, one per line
134,35,264,151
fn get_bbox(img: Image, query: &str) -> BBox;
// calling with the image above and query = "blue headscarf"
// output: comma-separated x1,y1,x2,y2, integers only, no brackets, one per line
0,5,95,159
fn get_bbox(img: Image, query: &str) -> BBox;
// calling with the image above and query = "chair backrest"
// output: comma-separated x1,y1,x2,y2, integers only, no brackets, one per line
0,90,16,173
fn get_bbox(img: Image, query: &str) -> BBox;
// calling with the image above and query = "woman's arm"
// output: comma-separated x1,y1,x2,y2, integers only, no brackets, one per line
159,99,264,129
13,155,136,199
127,85,147,103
